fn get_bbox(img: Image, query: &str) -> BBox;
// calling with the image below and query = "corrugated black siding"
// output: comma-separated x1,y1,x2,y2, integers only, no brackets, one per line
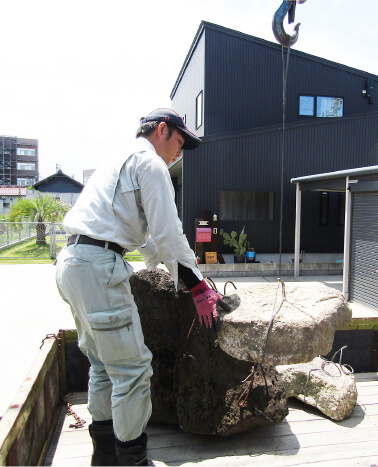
350,192,378,309
204,26,377,136
183,113,378,253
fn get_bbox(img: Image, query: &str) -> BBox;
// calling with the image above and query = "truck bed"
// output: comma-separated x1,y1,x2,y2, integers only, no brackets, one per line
45,373,378,466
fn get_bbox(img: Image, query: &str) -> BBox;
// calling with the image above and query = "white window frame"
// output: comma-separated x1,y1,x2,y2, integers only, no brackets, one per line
17,162,36,171
196,91,203,129
16,148,36,156
17,178,35,186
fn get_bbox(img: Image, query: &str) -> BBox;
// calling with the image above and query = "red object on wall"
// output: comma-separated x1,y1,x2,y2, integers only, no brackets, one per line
196,227,212,243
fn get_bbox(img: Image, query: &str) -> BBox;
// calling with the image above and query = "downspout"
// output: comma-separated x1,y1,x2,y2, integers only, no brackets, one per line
343,176,352,300
294,182,301,277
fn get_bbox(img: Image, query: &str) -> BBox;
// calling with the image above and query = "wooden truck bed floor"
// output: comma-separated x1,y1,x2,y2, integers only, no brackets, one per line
45,373,378,467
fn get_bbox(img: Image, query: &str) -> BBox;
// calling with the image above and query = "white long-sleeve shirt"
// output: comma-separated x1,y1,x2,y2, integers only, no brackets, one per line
63,137,202,289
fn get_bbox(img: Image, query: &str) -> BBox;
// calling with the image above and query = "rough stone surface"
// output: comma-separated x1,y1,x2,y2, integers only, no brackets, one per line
276,357,358,421
130,269,288,436
218,284,352,366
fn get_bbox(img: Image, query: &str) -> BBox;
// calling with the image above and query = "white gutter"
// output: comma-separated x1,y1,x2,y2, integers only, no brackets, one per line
342,176,355,301
291,165,378,184
294,183,301,277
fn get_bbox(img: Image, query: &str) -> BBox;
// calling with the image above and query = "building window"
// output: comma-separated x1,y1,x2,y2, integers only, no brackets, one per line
220,191,274,221
299,96,315,116
316,96,343,117
17,148,36,156
299,95,343,117
196,91,203,129
17,178,35,186
17,162,36,171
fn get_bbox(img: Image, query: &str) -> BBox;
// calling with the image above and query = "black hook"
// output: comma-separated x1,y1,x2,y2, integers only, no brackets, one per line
272,1,305,48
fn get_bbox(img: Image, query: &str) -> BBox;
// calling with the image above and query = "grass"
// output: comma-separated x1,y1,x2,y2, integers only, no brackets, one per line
124,251,144,262
0,237,144,264
0,237,63,264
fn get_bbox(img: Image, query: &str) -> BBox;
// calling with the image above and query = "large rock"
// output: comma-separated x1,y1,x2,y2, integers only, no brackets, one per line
130,269,288,436
276,357,358,421
218,284,352,366
175,328,288,436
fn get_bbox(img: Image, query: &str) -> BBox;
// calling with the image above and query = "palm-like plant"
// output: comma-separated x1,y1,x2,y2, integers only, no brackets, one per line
8,194,70,245
220,226,250,256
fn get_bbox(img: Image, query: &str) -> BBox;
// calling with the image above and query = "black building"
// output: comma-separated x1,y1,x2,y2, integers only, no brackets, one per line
33,169,83,194
169,21,378,255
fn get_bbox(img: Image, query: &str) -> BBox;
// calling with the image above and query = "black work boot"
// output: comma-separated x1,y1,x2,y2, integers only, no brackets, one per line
115,432,148,466
88,422,117,466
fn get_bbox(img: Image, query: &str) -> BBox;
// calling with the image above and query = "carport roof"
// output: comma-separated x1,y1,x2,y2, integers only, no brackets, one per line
291,165,378,192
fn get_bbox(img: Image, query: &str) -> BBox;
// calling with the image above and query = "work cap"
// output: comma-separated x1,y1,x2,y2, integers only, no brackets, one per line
141,108,202,150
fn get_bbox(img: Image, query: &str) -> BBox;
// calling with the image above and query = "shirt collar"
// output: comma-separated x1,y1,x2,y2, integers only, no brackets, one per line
136,137,157,155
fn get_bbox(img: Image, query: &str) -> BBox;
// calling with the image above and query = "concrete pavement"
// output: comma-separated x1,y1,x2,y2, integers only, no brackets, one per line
0,264,75,417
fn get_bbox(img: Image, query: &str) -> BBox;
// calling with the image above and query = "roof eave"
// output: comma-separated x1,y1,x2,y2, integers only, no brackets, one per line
291,165,378,184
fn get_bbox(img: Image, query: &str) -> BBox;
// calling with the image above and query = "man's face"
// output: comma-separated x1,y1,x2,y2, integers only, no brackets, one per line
159,125,185,166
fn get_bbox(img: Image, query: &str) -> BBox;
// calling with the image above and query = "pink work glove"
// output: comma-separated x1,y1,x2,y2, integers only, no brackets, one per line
190,280,231,328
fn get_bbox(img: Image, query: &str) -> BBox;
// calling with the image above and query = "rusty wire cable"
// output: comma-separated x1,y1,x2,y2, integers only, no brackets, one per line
238,364,258,407
237,279,286,407
306,347,354,385
237,277,355,408
260,278,286,366
204,276,219,294
223,280,237,296
39,333,59,349
204,276,237,297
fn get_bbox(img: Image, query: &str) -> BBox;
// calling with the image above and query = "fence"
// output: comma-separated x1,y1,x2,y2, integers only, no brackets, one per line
0,222,66,260
0,221,142,262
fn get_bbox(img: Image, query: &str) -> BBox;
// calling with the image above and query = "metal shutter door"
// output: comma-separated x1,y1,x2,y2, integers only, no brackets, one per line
349,192,378,309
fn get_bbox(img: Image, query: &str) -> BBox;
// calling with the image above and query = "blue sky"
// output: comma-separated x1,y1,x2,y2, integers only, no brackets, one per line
1,0,377,181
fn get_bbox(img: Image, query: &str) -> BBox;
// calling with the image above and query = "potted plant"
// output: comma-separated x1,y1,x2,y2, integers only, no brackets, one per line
219,226,250,263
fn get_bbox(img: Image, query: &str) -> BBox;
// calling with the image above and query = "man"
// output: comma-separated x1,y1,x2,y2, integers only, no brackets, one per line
55,109,229,466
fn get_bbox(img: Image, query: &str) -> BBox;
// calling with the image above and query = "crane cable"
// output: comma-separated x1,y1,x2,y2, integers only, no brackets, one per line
278,43,292,275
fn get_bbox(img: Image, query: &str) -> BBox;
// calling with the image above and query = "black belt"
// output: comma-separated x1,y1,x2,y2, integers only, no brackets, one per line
67,235,127,256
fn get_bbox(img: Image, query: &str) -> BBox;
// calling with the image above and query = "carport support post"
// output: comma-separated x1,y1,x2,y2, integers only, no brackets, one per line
343,176,352,300
294,183,301,277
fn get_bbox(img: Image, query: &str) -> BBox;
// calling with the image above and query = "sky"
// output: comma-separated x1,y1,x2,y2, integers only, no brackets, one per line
1,0,377,182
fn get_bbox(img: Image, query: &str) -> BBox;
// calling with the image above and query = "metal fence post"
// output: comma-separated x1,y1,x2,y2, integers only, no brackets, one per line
49,224,57,259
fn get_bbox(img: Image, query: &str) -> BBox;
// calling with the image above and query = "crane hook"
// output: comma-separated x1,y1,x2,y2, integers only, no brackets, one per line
272,0,307,48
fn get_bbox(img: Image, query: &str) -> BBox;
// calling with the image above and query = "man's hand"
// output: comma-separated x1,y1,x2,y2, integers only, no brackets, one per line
190,280,231,328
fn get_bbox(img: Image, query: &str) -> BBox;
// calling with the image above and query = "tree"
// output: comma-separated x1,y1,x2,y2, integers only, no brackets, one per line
8,194,70,245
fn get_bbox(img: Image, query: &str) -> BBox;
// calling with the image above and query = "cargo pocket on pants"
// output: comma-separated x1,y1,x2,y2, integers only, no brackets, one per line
87,308,140,363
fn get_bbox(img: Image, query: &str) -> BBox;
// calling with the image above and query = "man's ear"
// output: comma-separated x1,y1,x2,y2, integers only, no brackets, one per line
156,121,167,138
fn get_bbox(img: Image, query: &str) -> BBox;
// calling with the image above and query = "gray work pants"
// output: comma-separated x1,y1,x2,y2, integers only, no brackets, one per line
55,243,153,442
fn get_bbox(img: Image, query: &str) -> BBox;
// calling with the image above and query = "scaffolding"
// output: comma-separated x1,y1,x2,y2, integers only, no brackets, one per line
0,136,18,185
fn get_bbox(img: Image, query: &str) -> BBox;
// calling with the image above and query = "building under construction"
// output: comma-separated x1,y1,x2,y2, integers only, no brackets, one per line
0,136,39,187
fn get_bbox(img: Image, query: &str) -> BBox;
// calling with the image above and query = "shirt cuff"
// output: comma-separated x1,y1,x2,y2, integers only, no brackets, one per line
138,241,161,270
